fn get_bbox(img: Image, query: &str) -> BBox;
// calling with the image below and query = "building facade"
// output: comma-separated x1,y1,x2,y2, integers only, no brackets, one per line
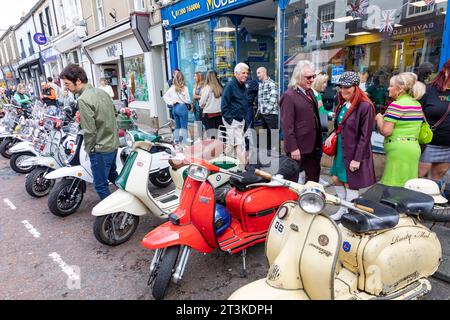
161,0,450,97
0,27,20,87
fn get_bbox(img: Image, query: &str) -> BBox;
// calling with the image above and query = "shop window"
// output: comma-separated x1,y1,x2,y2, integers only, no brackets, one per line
317,2,335,41
177,21,213,92
134,0,146,11
214,17,236,86
283,0,446,107
407,0,435,18
124,56,149,102
95,0,105,30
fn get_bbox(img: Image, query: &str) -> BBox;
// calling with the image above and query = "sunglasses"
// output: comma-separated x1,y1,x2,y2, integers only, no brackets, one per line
304,75,317,81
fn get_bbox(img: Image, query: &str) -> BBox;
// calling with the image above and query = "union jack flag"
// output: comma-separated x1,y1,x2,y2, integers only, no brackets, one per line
321,22,333,41
379,9,396,33
347,0,370,18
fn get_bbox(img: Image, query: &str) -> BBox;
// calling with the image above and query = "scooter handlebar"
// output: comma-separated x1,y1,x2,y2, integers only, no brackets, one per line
254,169,273,181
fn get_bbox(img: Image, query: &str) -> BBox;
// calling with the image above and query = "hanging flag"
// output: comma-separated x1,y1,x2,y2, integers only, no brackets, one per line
321,22,333,41
379,9,396,33
424,0,435,5
347,0,370,18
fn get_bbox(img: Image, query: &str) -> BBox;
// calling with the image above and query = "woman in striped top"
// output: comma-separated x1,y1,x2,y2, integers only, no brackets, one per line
376,72,426,186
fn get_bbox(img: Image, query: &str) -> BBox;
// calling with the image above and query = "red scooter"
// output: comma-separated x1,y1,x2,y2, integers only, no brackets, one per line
142,157,298,300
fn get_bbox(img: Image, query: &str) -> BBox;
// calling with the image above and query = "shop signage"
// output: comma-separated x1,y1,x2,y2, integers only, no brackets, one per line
106,43,123,58
392,22,435,38
162,0,258,27
33,33,47,45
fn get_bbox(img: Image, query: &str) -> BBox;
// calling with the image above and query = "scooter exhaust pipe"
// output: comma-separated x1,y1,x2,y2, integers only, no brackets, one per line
173,246,191,284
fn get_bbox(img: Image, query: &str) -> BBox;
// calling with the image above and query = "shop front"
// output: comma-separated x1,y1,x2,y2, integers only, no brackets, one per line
162,0,278,92
16,52,44,97
82,15,160,117
281,0,449,97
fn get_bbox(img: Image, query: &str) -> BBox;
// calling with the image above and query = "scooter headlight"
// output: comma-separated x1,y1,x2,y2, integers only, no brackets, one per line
188,165,209,182
125,132,135,148
298,188,326,215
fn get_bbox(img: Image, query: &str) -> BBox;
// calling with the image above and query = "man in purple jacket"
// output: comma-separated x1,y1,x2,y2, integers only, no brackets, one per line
280,60,322,182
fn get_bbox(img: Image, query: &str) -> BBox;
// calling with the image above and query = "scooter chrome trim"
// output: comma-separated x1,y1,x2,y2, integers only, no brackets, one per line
172,246,191,284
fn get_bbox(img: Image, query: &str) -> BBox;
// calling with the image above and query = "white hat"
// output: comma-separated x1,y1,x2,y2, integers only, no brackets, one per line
404,178,448,204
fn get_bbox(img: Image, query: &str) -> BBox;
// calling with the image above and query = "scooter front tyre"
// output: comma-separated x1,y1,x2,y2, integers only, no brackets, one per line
10,152,36,174
93,213,140,246
0,138,15,159
48,178,84,217
152,246,180,300
26,167,55,197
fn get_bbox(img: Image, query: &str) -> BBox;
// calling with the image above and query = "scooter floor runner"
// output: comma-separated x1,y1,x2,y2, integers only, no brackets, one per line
218,220,267,254
155,194,178,203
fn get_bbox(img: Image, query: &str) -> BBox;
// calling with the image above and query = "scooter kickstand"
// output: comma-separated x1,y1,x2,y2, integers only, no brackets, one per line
240,249,248,278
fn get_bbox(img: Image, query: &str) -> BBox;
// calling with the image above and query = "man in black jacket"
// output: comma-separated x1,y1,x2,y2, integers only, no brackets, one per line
221,62,249,167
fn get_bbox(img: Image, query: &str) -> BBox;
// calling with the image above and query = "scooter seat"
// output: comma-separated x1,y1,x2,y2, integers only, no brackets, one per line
229,171,268,192
341,198,399,233
360,183,435,217
380,186,435,217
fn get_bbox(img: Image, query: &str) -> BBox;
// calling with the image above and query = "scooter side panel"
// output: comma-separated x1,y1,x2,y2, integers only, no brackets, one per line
45,166,94,183
360,220,441,296
92,189,149,216
142,221,214,253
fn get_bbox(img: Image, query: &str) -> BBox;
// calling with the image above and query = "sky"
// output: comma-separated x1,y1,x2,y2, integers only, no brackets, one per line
0,0,39,36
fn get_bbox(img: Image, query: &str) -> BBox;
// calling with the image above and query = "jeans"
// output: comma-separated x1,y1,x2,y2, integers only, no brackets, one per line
260,114,279,151
89,150,119,200
173,103,188,144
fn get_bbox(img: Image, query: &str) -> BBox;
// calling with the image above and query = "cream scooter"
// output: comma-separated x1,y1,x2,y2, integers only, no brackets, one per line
229,172,443,300
92,138,240,246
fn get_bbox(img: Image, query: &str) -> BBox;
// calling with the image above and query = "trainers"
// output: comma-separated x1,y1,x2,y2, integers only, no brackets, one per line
330,207,348,221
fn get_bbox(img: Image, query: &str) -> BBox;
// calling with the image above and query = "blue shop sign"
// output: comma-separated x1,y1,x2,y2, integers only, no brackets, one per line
162,0,260,27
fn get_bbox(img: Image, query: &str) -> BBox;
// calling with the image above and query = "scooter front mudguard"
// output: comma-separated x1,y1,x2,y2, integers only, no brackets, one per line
228,279,309,300
27,156,60,169
45,165,93,183
142,221,214,254
9,141,37,155
92,188,149,217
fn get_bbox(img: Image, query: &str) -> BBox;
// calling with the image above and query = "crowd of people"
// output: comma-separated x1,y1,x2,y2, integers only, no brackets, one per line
163,59,450,221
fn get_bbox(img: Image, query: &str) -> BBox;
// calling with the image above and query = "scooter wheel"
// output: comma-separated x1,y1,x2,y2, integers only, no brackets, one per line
25,167,55,198
149,168,173,188
0,138,15,159
93,213,139,246
152,246,180,300
10,152,35,174
48,178,84,217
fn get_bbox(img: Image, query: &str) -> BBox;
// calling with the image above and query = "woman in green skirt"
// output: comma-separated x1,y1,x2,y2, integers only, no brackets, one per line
376,72,426,187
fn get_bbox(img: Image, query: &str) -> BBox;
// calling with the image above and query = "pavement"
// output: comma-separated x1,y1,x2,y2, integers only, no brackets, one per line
1,135,450,300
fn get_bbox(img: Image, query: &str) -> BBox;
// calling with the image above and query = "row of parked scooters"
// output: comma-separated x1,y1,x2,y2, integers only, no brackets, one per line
1,100,450,300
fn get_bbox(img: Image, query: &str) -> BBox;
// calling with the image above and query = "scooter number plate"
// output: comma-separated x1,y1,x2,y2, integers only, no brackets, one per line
274,220,285,234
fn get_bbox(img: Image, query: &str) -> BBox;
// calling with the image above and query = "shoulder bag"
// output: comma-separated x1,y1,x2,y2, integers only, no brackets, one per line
419,102,450,145
322,104,355,157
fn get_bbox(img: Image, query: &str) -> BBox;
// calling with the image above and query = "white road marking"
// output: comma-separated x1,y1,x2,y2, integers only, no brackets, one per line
48,252,80,283
21,220,41,238
3,198,16,210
